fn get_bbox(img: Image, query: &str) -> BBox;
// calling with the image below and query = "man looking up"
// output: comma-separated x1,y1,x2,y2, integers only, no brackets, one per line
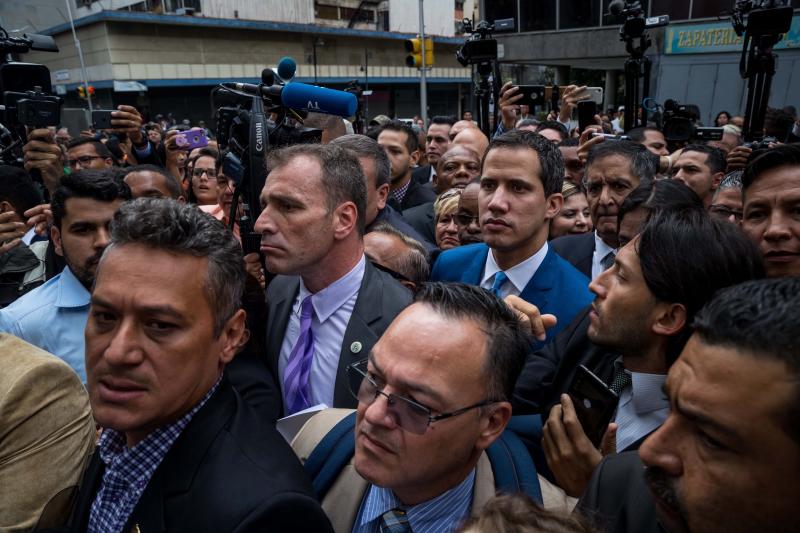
253,144,411,416
0,170,130,380
413,115,456,184
67,199,332,532
377,121,436,211
672,144,726,208
551,141,656,279
431,130,592,342
741,144,800,278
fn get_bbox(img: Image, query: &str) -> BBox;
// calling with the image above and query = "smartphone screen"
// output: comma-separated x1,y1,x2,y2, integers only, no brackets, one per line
578,101,598,132
567,365,619,447
91,110,115,130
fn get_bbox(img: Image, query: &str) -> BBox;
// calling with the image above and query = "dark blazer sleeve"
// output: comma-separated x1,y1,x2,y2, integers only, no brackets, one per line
550,233,594,278
412,165,431,184
232,492,333,533
402,202,436,246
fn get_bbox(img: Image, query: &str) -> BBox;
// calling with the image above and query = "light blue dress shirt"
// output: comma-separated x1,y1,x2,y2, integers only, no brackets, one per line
353,469,476,533
0,267,90,381
613,366,670,451
278,255,366,408
480,242,549,298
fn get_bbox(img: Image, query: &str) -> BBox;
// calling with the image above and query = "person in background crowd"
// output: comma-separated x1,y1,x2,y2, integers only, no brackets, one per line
708,124,743,154
449,119,477,141
671,144,726,208
708,170,743,223
364,222,430,292
549,182,592,240
378,121,436,211
434,189,462,251
413,116,456,184
741,143,800,278
627,127,669,157
66,138,115,171
536,121,569,144
455,179,482,246
123,164,185,201
558,138,584,184
458,494,593,533
714,110,731,127
517,119,539,133
144,122,162,144
184,148,219,205
451,127,490,160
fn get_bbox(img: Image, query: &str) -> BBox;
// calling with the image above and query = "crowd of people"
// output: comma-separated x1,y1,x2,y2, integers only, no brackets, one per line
1,79,799,533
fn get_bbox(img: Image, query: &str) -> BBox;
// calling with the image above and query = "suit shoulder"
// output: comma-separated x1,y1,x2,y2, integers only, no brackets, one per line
431,243,487,281
0,334,81,394
369,266,413,307
550,232,594,255
550,253,592,294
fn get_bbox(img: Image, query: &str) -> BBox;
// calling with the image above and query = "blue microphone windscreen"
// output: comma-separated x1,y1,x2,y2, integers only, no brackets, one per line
281,83,357,117
277,57,297,81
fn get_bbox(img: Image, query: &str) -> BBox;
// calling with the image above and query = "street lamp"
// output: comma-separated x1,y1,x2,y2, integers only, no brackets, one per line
312,37,325,84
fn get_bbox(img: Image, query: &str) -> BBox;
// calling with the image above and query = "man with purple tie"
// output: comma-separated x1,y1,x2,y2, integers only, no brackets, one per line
254,144,412,415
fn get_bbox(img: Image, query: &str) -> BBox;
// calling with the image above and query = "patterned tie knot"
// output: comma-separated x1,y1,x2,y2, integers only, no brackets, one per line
491,271,509,297
379,508,411,533
610,365,632,395
601,251,616,272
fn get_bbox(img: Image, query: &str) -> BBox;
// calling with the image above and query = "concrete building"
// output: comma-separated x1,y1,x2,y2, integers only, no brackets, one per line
484,0,800,125
7,0,478,127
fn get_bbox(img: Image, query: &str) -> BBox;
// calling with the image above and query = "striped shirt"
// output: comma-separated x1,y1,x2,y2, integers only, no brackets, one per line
87,378,221,533
352,469,475,533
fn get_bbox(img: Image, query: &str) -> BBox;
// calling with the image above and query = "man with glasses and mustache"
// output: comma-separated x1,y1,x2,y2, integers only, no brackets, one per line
0,170,130,381
577,277,800,533
291,283,572,531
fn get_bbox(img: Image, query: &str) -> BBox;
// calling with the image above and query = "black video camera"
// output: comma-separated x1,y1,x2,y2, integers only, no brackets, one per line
456,19,498,67
661,99,723,142
608,0,669,41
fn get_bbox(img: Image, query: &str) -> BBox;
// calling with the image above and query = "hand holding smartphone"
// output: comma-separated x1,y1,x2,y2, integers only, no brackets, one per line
566,365,619,448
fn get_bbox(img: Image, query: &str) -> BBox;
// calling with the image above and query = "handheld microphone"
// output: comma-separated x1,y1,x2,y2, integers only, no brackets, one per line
221,81,357,117
277,56,297,82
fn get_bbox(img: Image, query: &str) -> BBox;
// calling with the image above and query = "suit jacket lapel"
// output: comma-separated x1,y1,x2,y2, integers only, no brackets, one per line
266,277,300,380
464,244,490,285
332,261,382,407
519,247,558,311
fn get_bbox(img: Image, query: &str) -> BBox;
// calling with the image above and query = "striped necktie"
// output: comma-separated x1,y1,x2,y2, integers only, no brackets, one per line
379,508,411,533
283,295,315,414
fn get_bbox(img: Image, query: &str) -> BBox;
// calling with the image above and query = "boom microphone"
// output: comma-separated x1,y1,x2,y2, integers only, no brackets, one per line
222,81,357,117
277,56,297,82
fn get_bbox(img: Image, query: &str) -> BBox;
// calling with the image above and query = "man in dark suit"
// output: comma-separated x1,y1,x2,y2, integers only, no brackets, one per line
431,130,593,343
254,144,412,416
67,199,331,532
412,115,456,184
377,121,436,211
550,140,655,279
579,278,800,533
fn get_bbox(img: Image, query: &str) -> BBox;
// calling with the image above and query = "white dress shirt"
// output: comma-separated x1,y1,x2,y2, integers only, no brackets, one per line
614,369,670,451
591,232,617,280
278,255,366,408
480,242,549,298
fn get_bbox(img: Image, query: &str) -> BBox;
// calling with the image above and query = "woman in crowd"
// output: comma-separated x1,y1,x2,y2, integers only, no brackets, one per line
433,189,462,250
715,110,732,126
549,181,592,240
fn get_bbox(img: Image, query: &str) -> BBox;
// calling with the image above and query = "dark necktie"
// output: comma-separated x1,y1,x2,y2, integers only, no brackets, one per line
601,250,616,272
379,508,411,533
491,271,509,297
283,295,315,414
610,365,632,395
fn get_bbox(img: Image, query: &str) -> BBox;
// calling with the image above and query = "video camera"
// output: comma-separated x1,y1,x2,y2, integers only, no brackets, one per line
661,99,724,142
608,0,669,42
211,58,357,255
0,26,61,166
456,19,498,67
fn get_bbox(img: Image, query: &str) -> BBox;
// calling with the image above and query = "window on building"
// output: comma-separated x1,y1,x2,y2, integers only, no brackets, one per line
691,0,731,19
341,7,375,23
521,0,557,32
561,0,602,29
316,3,339,20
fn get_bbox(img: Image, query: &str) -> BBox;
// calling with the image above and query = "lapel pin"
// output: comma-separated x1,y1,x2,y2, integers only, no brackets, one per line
350,341,363,354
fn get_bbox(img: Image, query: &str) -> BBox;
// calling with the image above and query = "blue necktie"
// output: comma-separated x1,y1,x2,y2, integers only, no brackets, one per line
491,271,509,297
283,296,316,415
379,508,411,533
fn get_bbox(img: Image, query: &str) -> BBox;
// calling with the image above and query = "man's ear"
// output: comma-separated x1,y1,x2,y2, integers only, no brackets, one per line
219,308,247,365
544,193,564,221
376,184,390,211
711,171,725,191
333,201,359,240
410,149,421,167
475,401,512,452
51,225,64,257
652,302,687,338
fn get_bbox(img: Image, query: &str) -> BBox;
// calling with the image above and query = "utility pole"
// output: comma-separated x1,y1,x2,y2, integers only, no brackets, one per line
418,0,427,126
65,0,92,112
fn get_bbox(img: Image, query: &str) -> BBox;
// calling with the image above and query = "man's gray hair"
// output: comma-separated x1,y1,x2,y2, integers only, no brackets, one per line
330,134,391,188
585,140,658,183
106,198,244,337
717,170,743,192
267,143,368,235
368,222,430,283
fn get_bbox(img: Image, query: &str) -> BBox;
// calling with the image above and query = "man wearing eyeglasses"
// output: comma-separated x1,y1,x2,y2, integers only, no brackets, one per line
66,138,116,171
291,283,572,531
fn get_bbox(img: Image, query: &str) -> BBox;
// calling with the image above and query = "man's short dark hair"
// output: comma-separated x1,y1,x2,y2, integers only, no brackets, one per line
742,143,800,190
636,209,765,365
0,165,44,215
691,277,800,442
485,130,565,197
586,140,658,183
558,138,580,147
330,134,391,188
627,126,663,144
123,164,183,199
535,120,568,141
378,120,420,153
107,198,243,337
267,143,368,235
764,107,796,141
681,144,726,175
430,116,457,127
51,169,132,229
517,119,540,129
66,137,114,161
413,282,533,402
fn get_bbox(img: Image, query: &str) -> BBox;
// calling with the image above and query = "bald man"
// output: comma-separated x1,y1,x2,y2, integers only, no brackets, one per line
452,127,489,160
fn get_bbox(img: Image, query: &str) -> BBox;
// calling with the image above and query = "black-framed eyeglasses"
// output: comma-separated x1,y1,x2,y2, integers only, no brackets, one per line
67,155,103,168
192,167,217,179
709,204,743,221
347,358,496,435
454,212,479,227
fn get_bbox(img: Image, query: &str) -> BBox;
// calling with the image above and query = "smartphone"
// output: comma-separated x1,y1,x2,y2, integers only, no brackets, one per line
174,127,208,151
578,101,598,133
591,132,631,141
91,110,115,130
567,365,619,448
585,87,604,105
515,85,545,108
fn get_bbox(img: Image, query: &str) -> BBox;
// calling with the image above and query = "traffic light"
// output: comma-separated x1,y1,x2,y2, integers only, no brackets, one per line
404,37,433,68
77,85,85,98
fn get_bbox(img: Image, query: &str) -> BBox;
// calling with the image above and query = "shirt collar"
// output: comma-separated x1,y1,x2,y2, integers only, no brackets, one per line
393,180,412,203
594,231,616,260
298,255,365,323
358,469,476,529
482,242,549,292
630,372,669,414
55,267,91,308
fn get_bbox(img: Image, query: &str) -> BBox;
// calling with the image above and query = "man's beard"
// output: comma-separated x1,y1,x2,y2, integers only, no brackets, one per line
62,244,104,291
644,466,690,528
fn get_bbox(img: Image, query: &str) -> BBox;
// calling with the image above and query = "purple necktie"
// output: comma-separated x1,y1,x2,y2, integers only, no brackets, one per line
283,295,316,415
